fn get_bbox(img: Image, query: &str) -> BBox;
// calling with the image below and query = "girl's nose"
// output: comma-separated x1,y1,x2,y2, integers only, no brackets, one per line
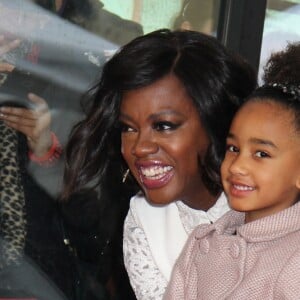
131,132,159,157
228,154,249,176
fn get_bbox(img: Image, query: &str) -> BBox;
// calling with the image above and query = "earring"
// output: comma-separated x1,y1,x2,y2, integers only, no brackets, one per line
122,169,130,183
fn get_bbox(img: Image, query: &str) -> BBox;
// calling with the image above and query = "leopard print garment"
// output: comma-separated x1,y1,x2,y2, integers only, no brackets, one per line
0,121,26,268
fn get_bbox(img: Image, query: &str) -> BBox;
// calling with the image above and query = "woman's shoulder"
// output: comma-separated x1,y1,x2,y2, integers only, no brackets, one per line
126,193,188,282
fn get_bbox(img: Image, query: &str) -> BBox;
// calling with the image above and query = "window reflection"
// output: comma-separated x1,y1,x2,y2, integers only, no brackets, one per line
0,0,222,299
259,0,300,83
0,0,142,299
173,0,220,36
102,0,221,36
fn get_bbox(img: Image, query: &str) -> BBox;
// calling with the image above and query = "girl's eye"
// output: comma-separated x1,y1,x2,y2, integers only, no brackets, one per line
226,144,239,153
152,121,180,131
254,151,270,158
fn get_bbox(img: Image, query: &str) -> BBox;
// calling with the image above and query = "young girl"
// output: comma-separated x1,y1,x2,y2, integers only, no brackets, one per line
164,42,300,299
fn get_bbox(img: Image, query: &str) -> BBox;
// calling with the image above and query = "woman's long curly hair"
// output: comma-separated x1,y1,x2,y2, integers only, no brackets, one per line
62,29,257,200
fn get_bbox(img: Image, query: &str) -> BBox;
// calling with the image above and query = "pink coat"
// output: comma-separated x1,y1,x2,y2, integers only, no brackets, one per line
164,201,300,299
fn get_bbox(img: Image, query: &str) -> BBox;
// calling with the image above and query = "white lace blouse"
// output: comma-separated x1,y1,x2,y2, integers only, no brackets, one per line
123,193,229,300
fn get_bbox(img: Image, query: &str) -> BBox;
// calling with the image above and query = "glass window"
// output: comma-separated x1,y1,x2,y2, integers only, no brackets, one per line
259,0,300,83
102,0,221,36
0,1,221,299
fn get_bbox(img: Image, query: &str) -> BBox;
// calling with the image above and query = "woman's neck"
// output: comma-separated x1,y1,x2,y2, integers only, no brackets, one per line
183,188,220,211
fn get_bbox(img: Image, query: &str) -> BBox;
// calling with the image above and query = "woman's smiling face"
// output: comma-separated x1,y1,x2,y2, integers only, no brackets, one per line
119,74,212,209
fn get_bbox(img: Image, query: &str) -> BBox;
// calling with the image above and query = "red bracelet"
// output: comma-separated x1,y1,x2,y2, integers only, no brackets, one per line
28,132,62,166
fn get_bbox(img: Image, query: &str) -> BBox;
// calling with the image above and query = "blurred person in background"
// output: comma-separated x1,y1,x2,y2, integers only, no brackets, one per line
0,0,140,299
173,0,220,36
0,120,68,300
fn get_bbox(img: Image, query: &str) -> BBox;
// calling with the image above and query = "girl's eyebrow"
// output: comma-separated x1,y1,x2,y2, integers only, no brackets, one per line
249,137,277,149
227,133,277,149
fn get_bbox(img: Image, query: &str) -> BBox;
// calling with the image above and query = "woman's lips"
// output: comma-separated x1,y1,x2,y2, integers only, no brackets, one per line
136,163,174,189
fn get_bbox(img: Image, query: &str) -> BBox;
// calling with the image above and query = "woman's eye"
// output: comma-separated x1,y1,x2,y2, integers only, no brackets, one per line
119,122,135,133
226,145,239,153
254,151,270,158
152,121,179,131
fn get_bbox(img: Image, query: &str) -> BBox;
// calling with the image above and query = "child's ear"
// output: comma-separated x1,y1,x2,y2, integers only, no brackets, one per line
296,175,300,190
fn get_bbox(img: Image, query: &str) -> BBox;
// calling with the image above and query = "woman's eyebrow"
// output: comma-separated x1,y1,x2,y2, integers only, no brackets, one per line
149,110,185,119
119,112,132,121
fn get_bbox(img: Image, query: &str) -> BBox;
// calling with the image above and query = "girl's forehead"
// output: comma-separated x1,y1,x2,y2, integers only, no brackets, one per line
240,99,291,116
232,100,299,140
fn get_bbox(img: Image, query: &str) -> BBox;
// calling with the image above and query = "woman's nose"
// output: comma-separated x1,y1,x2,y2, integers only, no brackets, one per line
131,131,159,157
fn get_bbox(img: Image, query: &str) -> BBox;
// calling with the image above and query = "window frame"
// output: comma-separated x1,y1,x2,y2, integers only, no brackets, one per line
217,0,267,73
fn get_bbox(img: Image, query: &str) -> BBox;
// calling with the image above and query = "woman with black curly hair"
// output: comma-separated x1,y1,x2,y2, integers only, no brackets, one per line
62,29,257,300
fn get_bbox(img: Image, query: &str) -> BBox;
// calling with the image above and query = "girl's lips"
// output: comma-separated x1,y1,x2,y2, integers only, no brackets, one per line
228,181,255,198
135,161,175,189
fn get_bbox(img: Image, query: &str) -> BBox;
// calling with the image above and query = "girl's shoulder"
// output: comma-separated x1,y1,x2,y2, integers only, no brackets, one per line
274,242,300,298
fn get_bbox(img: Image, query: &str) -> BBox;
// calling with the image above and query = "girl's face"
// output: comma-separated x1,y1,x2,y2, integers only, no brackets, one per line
120,75,212,209
221,100,300,223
